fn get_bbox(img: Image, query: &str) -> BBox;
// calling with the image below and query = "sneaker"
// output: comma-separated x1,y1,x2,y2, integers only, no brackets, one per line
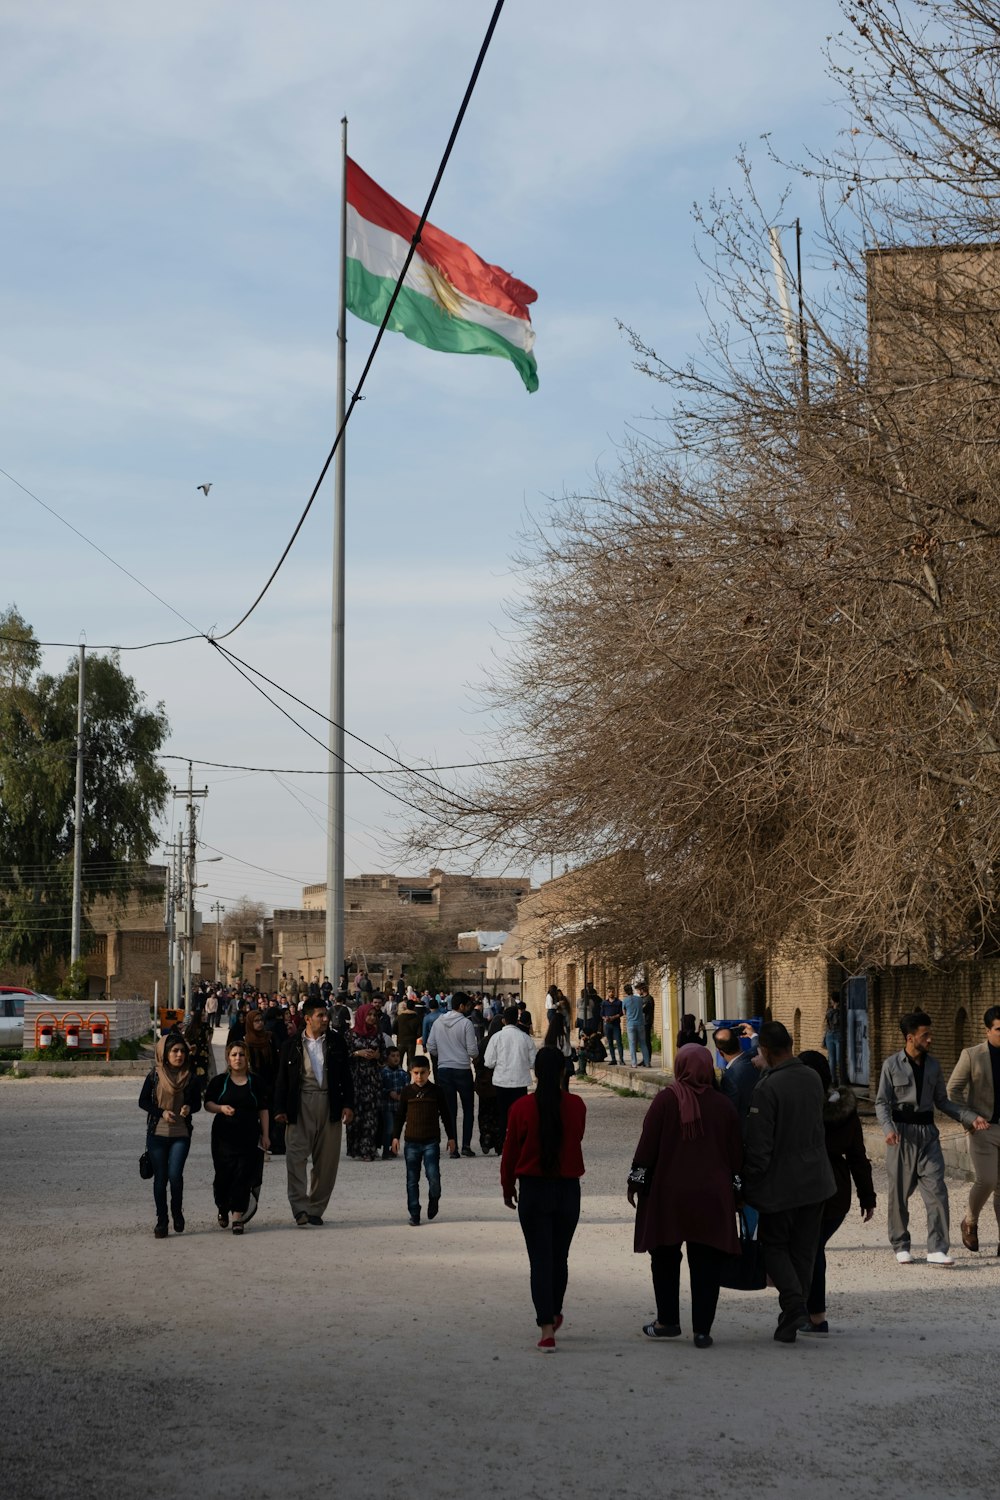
461,1146,476,1157
536,1336,556,1352
642,1322,681,1338
961,1218,979,1252
927,1251,955,1266
895,1250,914,1264
799,1320,829,1336
428,1196,440,1220
294,1212,310,1227
409,1212,421,1227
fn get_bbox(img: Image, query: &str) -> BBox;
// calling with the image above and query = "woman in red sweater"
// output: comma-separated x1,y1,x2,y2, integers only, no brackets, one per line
501,1046,587,1351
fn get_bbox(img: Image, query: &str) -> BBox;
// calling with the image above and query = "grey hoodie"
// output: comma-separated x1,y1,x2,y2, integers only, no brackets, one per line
427,1008,478,1070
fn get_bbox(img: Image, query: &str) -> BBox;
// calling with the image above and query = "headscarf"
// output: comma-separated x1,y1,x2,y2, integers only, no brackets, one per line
353,1003,377,1037
669,1043,715,1139
155,1033,192,1113
242,1008,271,1068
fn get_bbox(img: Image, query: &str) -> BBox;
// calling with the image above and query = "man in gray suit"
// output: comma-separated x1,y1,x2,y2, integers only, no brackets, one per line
875,1009,987,1266
948,1005,1000,1254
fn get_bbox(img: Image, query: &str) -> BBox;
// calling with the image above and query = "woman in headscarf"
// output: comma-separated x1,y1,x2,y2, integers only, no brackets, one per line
204,1038,270,1234
346,1002,386,1161
138,1034,202,1238
501,1046,587,1352
628,1043,742,1348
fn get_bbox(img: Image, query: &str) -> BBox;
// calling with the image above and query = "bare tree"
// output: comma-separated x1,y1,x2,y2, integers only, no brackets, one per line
222,896,269,942
406,1,1000,972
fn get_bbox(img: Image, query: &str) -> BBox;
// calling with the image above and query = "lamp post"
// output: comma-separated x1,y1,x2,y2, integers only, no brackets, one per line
517,953,527,1000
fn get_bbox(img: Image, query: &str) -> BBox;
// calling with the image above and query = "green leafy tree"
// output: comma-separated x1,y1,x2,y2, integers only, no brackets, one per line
0,609,170,975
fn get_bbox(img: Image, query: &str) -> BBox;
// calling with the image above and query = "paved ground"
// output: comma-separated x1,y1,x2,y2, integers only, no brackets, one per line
2,1058,999,1500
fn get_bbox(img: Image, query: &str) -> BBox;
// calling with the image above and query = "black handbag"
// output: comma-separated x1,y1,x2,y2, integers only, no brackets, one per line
717,1208,768,1291
139,1149,154,1180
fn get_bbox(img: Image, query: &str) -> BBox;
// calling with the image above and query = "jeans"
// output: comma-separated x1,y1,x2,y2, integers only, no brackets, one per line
148,1134,190,1224
495,1085,528,1148
650,1242,727,1335
437,1066,475,1150
603,1022,623,1063
404,1139,441,1217
626,1021,650,1068
516,1176,581,1326
825,1031,841,1084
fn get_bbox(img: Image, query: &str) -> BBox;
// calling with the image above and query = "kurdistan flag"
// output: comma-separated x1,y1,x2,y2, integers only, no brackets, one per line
345,157,538,393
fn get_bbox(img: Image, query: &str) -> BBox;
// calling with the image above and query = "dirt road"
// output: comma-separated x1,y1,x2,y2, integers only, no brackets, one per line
2,1067,997,1500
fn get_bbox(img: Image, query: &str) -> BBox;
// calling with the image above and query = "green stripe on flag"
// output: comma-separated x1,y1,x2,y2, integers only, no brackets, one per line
346,259,538,393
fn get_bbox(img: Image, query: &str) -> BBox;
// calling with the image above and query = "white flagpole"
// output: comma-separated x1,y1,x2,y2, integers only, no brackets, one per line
325,117,348,990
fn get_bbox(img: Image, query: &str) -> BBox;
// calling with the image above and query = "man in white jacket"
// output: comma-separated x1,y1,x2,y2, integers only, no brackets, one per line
428,991,480,1158
484,1005,538,1148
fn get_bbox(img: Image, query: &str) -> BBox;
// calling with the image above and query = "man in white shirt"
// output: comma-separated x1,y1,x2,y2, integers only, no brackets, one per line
484,1005,537,1147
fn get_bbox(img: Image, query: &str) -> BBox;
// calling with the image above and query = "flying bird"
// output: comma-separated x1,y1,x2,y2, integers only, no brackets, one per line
197,483,212,496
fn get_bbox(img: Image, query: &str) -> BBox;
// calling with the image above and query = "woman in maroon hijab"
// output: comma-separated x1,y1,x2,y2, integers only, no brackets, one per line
628,1043,742,1348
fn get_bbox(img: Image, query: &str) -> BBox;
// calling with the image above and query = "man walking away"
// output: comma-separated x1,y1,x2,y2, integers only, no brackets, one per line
427,991,479,1158
622,984,651,1068
273,997,355,1226
875,1008,986,1265
485,1005,538,1147
743,1021,836,1344
948,1006,1000,1255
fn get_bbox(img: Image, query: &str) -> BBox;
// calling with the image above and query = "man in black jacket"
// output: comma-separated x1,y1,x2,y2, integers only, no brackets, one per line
744,1021,836,1343
273,998,355,1226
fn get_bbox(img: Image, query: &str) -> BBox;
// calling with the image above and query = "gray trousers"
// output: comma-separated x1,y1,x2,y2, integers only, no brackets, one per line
967,1122,1000,1230
886,1125,949,1254
285,1086,342,1219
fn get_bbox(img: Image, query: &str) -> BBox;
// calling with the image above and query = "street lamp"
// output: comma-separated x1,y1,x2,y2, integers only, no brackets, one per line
517,953,527,999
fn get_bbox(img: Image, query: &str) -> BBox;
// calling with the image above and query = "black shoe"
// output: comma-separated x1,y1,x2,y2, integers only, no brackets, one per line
461,1146,476,1157
307,1215,324,1226
172,1213,185,1234
774,1325,798,1344
798,1320,829,1336
294,1212,310,1227
217,1212,229,1229
154,1222,168,1239
642,1322,681,1338
693,1333,713,1349
428,1195,440,1220
409,1212,421,1226
449,1151,461,1160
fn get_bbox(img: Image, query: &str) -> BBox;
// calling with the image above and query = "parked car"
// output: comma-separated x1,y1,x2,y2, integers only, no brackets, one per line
0,987,33,1049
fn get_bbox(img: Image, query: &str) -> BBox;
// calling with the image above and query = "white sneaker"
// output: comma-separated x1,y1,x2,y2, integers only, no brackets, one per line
895,1250,915,1263
927,1251,955,1266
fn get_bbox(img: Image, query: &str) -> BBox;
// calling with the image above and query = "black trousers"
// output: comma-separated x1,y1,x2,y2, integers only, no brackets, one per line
758,1202,825,1328
649,1242,726,1335
806,1210,845,1316
517,1176,581,1326
495,1085,528,1147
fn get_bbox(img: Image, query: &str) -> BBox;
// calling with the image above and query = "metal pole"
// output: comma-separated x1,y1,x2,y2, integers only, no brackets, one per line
213,900,225,983
325,116,348,992
795,217,809,405
172,830,183,1013
184,761,196,1015
164,838,175,1010
70,645,86,965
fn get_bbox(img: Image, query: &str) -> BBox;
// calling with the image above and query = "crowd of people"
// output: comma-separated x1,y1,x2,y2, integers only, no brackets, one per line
138,975,1000,1354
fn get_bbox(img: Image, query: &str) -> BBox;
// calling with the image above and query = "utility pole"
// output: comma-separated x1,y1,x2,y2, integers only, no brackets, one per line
70,644,86,966
172,764,207,1015
212,900,225,983
171,831,184,1012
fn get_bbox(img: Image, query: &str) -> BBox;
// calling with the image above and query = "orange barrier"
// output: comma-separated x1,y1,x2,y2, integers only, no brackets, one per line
87,1010,111,1060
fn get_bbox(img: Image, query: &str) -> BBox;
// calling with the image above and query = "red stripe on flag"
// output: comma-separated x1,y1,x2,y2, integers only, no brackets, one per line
346,157,536,323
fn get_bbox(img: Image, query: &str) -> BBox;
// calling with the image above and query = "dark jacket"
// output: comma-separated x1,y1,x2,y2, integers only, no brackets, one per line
395,1008,421,1056
138,1071,203,1134
743,1056,836,1214
719,1052,760,1122
821,1086,876,1224
273,1030,355,1124
632,1085,742,1256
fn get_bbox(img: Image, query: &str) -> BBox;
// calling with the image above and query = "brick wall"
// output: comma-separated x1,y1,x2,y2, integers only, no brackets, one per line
767,952,833,1053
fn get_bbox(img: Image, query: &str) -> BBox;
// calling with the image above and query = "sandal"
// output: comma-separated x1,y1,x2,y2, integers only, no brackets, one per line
231,1217,244,1235
217,1212,229,1229
642,1321,681,1338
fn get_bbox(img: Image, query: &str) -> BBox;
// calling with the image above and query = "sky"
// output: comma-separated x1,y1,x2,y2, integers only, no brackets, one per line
2,0,848,922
